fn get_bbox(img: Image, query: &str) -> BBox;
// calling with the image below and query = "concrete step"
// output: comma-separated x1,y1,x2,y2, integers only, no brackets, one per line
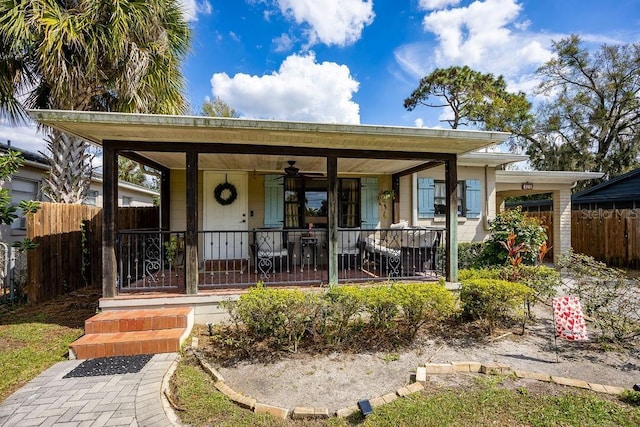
69,328,186,360
84,307,192,334
69,307,194,359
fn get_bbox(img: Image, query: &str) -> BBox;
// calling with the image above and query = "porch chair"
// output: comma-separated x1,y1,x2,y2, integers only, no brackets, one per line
337,228,362,269
250,229,294,277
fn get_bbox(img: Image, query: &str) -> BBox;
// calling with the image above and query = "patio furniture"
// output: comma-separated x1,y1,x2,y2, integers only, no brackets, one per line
300,235,319,272
362,222,442,277
362,222,405,277
250,229,295,276
338,228,362,269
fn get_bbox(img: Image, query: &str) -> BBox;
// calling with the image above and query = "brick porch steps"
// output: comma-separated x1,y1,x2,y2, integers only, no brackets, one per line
69,307,193,360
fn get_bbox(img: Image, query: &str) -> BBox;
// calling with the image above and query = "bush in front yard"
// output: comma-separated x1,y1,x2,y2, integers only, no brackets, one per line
323,285,364,345
361,285,400,338
459,268,503,281
477,207,547,267
226,284,320,351
514,265,560,301
460,278,533,334
394,281,457,339
221,281,460,354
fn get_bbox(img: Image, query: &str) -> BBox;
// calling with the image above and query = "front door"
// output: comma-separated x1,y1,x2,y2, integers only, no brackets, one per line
203,171,248,260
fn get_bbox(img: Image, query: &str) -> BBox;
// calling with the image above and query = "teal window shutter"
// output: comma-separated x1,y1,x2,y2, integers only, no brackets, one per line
465,179,481,219
264,175,283,227
418,178,435,218
360,177,378,229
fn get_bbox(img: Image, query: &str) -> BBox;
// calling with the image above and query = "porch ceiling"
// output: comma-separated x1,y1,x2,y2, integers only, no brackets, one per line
132,151,436,175
29,111,510,173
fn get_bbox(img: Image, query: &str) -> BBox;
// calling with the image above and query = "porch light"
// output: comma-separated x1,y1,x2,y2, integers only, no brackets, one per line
521,182,534,190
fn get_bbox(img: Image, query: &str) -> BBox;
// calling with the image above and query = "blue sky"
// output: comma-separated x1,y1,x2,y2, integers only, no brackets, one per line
3,0,640,153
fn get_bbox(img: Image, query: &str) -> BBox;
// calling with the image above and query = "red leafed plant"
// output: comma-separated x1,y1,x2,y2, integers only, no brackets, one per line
537,241,552,265
499,232,525,267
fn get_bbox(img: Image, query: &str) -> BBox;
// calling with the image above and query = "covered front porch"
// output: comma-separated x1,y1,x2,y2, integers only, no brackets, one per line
29,110,510,299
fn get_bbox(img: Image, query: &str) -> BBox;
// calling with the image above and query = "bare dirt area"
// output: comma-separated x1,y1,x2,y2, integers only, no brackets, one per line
0,287,100,328
199,303,640,414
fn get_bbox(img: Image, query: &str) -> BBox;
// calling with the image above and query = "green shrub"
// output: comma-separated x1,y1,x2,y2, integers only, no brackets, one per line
323,285,364,344
459,268,502,281
458,241,486,269
460,278,533,334
226,284,319,351
477,207,547,267
437,241,486,272
394,282,457,339
224,281,463,352
361,285,399,335
513,265,560,301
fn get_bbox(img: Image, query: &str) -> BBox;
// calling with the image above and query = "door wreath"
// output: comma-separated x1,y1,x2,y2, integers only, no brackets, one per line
214,181,238,206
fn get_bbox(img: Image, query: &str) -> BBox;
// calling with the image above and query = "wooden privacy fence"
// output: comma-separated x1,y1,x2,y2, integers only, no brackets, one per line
27,203,159,303
572,209,640,269
514,208,640,268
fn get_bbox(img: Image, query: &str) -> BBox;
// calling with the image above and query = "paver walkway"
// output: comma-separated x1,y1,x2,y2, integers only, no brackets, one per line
0,353,178,427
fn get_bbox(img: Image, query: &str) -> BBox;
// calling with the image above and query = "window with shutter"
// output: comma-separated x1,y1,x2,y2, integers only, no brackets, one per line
264,175,284,227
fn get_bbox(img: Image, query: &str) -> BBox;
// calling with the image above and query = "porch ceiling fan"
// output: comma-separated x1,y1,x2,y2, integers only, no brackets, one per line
281,160,324,180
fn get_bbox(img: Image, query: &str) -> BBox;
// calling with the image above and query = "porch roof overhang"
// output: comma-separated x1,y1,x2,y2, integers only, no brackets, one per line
496,170,604,185
28,110,511,175
495,170,604,197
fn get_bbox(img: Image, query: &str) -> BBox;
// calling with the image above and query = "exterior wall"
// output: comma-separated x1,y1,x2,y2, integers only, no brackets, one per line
406,164,495,243
87,182,156,208
247,173,266,229
377,175,392,228
0,163,46,244
169,169,204,231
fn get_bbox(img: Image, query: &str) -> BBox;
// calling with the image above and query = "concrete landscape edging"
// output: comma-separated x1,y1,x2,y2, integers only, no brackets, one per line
174,341,630,422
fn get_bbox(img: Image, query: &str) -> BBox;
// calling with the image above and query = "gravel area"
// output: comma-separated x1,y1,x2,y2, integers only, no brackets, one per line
215,305,640,413
64,354,153,378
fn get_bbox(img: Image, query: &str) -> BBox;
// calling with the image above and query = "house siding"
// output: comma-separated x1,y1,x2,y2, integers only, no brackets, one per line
407,165,493,243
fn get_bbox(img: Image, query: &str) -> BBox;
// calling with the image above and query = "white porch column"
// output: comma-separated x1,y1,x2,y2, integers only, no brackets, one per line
552,188,572,265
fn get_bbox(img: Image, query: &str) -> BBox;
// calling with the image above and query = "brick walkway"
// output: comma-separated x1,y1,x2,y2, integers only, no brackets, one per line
0,353,178,427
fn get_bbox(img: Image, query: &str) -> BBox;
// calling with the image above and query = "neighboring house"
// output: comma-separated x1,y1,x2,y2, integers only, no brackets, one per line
0,142,158,244
506,167,640,212
571,167,640,210
29,111,601,314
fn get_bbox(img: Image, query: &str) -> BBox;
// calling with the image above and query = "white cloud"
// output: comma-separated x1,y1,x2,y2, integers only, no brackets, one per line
273,33,295,52
211,52,360,124
179,0,212,22
419,0,460,11
514,19,531,31
0,119,46,154
275,0,374,47
414,118,425,128
395,0,555,93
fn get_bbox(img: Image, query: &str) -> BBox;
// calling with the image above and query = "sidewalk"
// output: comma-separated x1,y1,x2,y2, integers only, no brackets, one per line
0,353,179,427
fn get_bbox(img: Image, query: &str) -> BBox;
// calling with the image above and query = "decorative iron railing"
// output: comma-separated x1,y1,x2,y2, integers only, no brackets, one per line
116,227,444,291
117,230,185,290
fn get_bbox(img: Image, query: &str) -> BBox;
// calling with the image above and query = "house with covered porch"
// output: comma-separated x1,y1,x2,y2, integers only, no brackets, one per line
29,110,600,323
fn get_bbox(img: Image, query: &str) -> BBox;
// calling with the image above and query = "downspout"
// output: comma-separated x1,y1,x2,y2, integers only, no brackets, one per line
484,165,491,231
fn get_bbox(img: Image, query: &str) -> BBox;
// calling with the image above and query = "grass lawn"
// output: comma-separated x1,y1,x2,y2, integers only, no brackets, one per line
172,356,640,427
0,288,100,402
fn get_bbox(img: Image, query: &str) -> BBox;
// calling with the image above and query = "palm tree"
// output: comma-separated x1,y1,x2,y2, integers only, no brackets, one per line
0,0,190,202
